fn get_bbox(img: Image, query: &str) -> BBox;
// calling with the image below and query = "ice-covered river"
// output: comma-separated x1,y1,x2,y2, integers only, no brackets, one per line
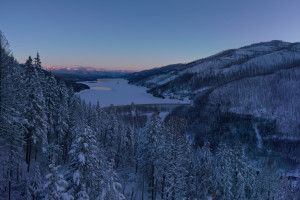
78,79,188,107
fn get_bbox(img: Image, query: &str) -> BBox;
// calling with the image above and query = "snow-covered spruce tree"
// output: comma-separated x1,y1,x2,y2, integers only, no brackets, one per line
63,87,79,163
99,106,129,168
0,33,25,200
257,160,280,200
85,102,95,128
34,52,47,93
105,108,119,158
29,164,43,200
98,159,125,200
214,141,234,200
91,101,108,149
193,141,214,199
0,31,10,111
34,52,42,71
43,79,69,165
163,117,190,200
44,73,58,145
25,178,33,200
75,184,89,200
138,111,164,200
89,102,101,138
114,121,128,168
56,80,69,164
43,163,72,200
123,126,135,165
67,126,105,199
231,142,249,199
24,56,47,172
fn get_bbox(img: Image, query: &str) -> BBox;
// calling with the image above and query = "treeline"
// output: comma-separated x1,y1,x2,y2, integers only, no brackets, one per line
210,67,300,137
137,113,300,200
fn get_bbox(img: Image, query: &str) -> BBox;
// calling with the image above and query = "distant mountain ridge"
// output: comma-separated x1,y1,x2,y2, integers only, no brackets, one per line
44,66,134,81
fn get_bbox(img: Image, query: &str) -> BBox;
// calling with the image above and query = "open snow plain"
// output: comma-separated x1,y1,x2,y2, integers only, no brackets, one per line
78,78,189,107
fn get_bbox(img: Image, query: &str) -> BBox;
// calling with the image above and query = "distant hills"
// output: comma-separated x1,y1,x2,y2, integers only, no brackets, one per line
44,66,134,82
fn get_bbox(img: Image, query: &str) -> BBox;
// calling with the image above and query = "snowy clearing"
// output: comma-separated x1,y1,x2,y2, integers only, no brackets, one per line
78,79,189,107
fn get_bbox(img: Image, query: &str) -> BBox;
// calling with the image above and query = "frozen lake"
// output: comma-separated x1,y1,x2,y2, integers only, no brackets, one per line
78,79,188,107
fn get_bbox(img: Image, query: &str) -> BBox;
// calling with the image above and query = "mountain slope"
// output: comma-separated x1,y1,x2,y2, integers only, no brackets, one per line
130,40,300,99
129,40,300,139
127,63,185,87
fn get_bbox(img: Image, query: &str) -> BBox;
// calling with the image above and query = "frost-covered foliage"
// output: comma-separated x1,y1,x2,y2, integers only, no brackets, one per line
43,163,72,200
29,165,43,199
67,126,105,199
98,159,125,200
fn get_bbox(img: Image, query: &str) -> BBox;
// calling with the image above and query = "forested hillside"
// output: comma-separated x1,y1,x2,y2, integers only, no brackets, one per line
1,32,300,200
130,40,300,163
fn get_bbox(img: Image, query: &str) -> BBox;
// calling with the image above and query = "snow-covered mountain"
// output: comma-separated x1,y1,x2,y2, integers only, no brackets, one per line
129,40,300,99
129,40,300,140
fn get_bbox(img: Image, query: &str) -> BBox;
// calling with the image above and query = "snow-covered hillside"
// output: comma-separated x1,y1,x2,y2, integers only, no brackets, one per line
129,40,300,99
129,40,300,139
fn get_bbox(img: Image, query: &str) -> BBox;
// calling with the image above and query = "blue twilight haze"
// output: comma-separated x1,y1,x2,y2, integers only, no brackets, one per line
0,0,300,70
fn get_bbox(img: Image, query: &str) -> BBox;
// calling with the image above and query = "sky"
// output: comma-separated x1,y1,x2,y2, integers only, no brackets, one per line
1,0,300,71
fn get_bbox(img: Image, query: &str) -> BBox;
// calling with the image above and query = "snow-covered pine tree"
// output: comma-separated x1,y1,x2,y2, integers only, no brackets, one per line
164,117,189,200
25,178,33,200
34,52,42,71
98,159,125,200
56,80,69,164
93,101,108,148
24,56,48,172
89,102,101,137
138,111,164,200
29,165,42,200
214,141,234,200
0,36,25,200
75,184,89,200
193,141,214,199
232,142,248,199
43,73,60,163
67,126,104,199
0,31,11,109
43,163,72,200
44,72,58,142
105,108,119,158
63,87,78,164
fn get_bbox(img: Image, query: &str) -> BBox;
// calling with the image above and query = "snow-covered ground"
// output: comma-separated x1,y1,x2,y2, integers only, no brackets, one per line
78,79,189,107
